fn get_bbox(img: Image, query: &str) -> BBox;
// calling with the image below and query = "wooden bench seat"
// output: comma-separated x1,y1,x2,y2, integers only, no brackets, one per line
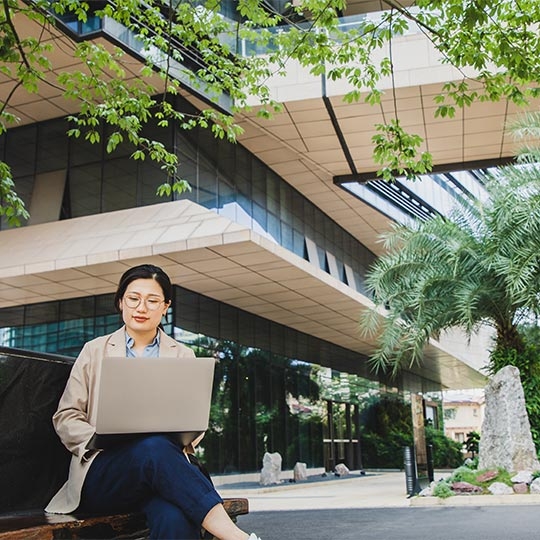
0,498,249,540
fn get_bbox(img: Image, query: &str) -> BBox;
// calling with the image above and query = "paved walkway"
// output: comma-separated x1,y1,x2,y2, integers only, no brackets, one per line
217,470,540,512
216,471,540,540
218,471,411,512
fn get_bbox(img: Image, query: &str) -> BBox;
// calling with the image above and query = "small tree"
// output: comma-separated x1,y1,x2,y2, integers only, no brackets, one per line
465,431,480,458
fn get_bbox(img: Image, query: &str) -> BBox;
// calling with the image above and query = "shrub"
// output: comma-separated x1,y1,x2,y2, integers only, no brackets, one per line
465,431,480,457
433,481,454,498
448,466,513,490
425,425,463,468
361,430,413,468
449,466,481,483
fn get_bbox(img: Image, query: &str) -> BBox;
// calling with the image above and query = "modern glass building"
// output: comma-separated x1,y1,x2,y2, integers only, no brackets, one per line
0,0,504,474
0,107,406,473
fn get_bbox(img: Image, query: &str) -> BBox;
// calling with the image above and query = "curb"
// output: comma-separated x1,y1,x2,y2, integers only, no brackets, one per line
410,494,540,507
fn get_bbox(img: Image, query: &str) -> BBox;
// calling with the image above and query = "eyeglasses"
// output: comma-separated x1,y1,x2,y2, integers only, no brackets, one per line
123,294,166,311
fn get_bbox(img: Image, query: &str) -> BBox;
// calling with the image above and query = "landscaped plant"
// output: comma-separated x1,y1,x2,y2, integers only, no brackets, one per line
430,466,515,498
463,456,479,470
447,465,479,484
432,480,454,499
465,431,480,458
362,160,540,376
425,426,463,469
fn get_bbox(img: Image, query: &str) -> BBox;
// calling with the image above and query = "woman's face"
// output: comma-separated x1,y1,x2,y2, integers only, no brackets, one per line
119,278,170,336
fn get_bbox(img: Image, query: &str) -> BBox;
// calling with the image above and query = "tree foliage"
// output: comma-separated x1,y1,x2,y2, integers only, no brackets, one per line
361,157,540,374
2,0,540,223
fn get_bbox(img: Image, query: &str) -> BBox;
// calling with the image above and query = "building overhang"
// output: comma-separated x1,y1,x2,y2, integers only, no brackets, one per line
0,200,486,389
4,7,540,259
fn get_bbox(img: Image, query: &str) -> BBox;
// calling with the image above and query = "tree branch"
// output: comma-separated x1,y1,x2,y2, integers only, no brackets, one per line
2,0,32,70
382,0,442,38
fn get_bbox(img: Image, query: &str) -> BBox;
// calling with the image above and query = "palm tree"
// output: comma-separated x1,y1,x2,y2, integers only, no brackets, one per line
361,159,540,375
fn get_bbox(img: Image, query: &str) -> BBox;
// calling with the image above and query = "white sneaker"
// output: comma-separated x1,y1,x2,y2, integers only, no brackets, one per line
248,534,262,540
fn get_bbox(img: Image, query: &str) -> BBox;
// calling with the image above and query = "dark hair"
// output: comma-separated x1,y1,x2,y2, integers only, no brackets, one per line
114,264,173,312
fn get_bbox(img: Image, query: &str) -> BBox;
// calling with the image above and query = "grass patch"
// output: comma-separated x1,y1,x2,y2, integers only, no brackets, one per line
429,466,540,498
447,467,514,493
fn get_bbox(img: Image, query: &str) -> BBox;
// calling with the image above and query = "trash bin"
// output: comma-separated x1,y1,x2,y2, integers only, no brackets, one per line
403,445,418,497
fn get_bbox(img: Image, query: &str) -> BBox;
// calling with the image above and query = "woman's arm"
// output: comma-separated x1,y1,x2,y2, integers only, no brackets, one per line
52,343,96,461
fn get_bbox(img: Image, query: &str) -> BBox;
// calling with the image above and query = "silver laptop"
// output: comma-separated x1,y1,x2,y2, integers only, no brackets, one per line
87,356,215,450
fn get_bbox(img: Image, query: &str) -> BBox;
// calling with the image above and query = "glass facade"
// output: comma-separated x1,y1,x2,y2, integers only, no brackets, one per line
0,286,407,473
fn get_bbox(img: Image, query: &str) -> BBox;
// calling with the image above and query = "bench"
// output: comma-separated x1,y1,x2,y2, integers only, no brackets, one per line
0,497,249,540
0,348,249,539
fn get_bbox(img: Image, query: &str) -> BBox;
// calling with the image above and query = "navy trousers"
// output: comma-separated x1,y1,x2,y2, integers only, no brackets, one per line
79,435,223,539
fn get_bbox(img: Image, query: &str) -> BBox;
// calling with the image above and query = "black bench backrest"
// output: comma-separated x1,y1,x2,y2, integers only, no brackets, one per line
0,347,73,512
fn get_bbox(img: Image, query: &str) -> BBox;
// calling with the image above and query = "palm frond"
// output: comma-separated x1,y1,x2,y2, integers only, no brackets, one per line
507,111,540,140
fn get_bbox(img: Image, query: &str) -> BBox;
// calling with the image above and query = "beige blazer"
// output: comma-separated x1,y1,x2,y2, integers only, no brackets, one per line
45,327,196,514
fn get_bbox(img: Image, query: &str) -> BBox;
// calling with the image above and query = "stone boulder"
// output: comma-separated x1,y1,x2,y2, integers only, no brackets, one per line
476,470,498,483
418,486,433,497
488,482,513,495
293,462,308,482
451,481,483,494
530,478,540,494
259,452,282,486
478,366,540,472
334,463,350,477
511,471,534,484
513,483,529,494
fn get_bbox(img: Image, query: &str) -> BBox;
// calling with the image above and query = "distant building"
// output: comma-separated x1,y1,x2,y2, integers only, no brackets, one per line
443,390,485,444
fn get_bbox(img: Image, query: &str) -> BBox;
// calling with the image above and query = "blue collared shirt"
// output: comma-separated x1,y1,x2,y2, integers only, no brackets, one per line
125,330,160,357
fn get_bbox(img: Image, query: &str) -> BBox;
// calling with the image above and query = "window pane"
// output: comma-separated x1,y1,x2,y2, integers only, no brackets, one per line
102,158,137,212
6,125,37,177
139,161,170,206
69,164,102,217
70,128,103,166
37,120,69,173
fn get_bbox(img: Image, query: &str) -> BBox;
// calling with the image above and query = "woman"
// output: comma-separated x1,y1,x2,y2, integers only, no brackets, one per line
45,264,261,540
